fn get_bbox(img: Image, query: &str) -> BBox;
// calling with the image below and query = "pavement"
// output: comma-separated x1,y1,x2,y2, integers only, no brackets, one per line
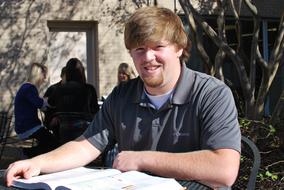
0,137,34,169
0,137,104,170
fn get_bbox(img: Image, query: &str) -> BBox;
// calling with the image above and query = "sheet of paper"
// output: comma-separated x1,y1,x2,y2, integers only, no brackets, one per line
13,167,121,189
13,167,183,190
59,176,134,190
112,171,182,190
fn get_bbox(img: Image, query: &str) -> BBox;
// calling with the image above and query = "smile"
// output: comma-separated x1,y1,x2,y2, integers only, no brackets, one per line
144,65,161,71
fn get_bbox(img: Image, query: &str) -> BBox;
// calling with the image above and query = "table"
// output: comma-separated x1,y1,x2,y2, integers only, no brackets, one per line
0,169,212,190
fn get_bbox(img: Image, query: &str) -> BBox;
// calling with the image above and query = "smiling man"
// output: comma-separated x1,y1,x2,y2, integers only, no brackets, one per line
5,6,241,189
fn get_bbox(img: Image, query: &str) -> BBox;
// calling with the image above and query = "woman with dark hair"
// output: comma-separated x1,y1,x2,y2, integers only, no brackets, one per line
48,58,98,113
48,58,99,144
65,58,86,83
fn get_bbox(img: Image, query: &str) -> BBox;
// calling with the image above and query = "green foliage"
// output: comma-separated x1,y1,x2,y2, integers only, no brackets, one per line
240,155,244,162
268,125,276,136
239,118,251,129
258,171,279,181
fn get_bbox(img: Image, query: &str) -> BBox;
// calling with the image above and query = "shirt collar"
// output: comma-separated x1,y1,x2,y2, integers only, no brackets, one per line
171,62,193,105
131,62,193,105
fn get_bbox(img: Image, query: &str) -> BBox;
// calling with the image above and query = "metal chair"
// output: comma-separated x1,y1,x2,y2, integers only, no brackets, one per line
0,112,12,161
0,111,38,160
179,136,261,190
233,136,261,190
239,135,261,190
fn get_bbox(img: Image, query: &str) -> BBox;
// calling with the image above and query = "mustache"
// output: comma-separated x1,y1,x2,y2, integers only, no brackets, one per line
141,62,161,67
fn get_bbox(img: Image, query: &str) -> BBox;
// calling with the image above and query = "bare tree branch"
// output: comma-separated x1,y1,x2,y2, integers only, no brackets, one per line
243,0,261,101
256,8,284,111
256,48,268,69
179,0,284,119
244,0,257,16
276,37,284,64
228,0,242,52
179,0,252,100
181,0,213,74
214,0,227,80
270,8,284,66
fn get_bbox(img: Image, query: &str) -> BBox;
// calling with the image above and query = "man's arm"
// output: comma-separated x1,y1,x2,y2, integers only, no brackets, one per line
5,136,101,187
113,148,240,188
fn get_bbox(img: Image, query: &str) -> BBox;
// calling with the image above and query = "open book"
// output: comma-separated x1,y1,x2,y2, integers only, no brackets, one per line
12,167,185,190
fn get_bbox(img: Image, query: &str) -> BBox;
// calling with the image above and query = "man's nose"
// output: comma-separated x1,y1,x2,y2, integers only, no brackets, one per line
143,49,155,62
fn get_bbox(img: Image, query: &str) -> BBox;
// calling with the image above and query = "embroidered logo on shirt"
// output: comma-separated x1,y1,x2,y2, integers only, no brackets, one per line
121,122,127,130
173,129,190,143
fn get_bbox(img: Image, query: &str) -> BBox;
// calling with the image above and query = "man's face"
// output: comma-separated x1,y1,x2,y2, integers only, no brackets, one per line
130,40,183,94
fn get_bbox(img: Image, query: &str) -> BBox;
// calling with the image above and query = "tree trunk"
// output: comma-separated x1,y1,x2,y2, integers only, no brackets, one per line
179,0,284,121
270,90,284,125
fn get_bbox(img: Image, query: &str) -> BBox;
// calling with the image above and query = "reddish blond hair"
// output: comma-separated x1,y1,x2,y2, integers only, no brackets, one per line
124,6,190,61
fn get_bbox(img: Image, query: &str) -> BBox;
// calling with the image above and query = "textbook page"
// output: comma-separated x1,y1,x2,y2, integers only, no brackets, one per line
12,167,121,190
12,167,184,190
111,171,183,190
57,171,183,190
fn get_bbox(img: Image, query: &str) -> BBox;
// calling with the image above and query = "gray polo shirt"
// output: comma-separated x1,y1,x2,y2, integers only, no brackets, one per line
84,63,241,153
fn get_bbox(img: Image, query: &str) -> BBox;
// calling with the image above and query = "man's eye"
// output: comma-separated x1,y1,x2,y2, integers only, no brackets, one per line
135,48,144,52
154,45,164,50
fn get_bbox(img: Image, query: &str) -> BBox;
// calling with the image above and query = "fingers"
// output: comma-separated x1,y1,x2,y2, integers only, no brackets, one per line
112,154,119,169
4,162,18,187
23,168,37,179
112,152,124,171
4,161,40,187
112,151,140,172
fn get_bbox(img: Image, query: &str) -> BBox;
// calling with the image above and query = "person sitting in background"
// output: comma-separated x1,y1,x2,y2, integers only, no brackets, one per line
14,62,58,157
47,58,99,144
43,66,66,138
117,62,136,84
44,66,66,98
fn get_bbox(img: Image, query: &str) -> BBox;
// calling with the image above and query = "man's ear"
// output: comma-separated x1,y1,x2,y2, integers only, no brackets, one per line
129,50,134,58
177,48,183,58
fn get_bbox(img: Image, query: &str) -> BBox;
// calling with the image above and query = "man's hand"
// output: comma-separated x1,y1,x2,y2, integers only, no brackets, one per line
112,149,240,188
112,151,143,171
5,159,41,187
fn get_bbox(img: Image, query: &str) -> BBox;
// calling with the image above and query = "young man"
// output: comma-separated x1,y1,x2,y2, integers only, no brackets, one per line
5,7,241,189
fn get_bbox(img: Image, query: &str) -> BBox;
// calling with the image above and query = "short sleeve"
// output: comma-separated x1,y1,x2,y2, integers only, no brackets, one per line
83,87,117,152
200,84,241,153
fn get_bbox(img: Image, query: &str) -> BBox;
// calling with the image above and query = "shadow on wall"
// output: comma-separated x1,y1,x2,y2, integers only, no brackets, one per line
0,0,134,112
0,1,49,112
0,1,80,112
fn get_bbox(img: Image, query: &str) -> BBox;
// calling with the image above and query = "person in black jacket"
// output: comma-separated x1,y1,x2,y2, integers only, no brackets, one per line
43,66,66,136
48,58,99,144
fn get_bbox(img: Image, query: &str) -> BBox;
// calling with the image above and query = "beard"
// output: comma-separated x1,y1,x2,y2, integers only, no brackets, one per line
142,73,164,88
